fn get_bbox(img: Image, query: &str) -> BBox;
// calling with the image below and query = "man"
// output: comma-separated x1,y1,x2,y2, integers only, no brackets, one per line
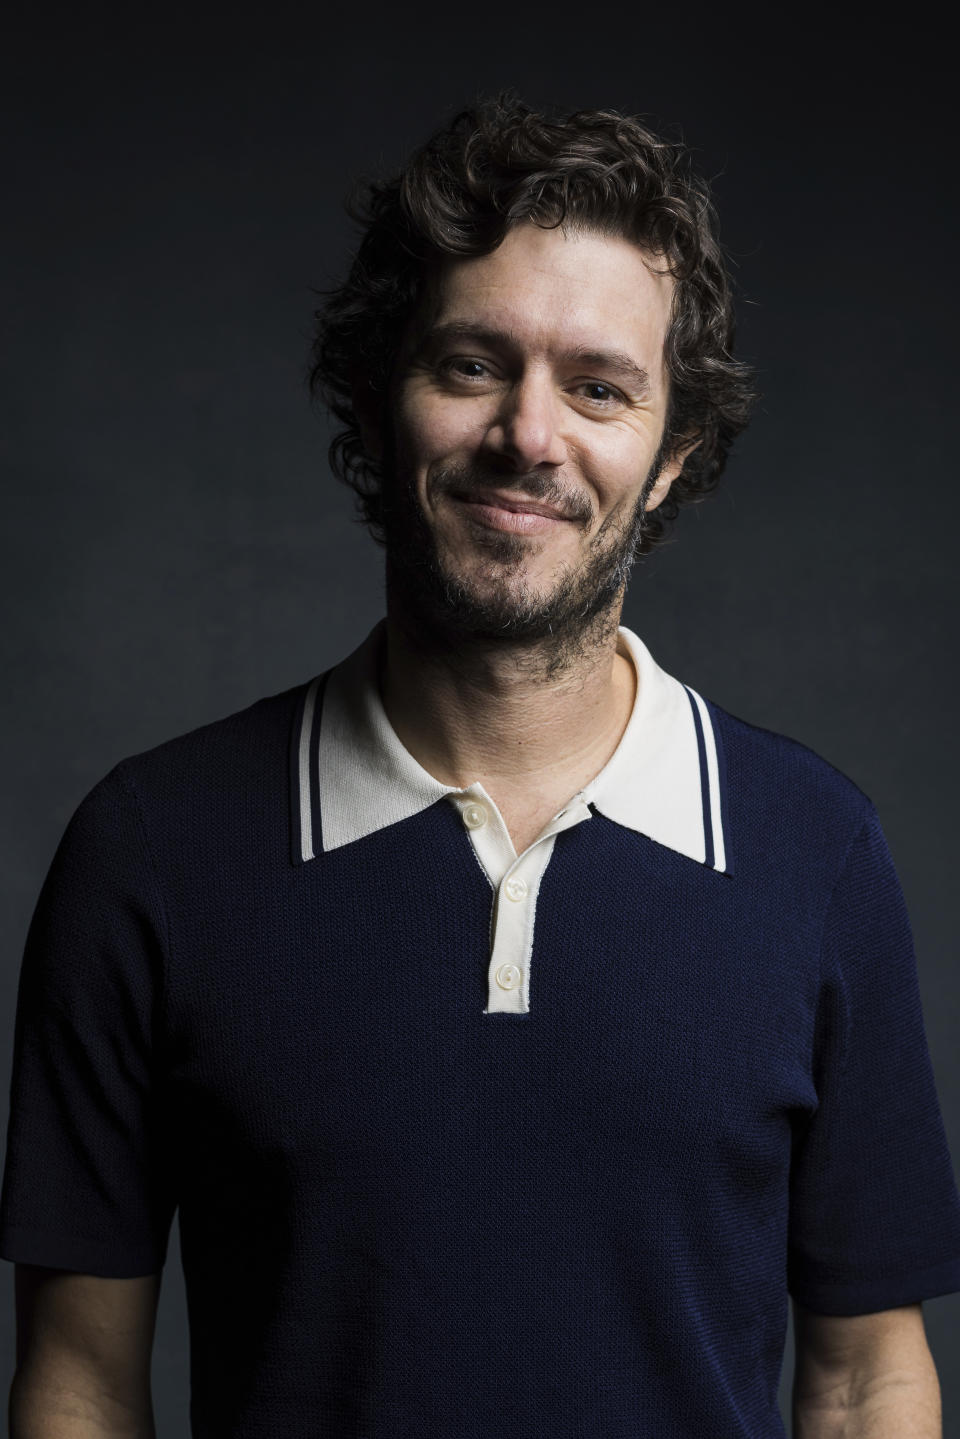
2,93,959,1438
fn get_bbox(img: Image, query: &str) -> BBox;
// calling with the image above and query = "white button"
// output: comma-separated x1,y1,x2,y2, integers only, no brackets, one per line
504,875,528,902
495,963,522,990
462,802,487,830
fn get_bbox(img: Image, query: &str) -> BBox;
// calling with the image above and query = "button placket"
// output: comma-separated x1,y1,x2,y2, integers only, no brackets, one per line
449,785,594,1013
484,847,545,1013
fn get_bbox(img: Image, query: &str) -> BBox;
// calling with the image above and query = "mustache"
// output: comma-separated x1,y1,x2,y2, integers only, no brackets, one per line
428,462,594,527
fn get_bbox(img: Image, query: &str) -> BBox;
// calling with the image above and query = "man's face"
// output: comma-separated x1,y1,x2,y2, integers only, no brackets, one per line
369,220,687,647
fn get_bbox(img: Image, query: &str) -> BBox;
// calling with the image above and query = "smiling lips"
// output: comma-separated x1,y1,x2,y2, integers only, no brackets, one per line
450,488,575,535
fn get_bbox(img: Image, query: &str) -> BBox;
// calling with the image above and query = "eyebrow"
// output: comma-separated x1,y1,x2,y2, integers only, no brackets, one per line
416,321,652,394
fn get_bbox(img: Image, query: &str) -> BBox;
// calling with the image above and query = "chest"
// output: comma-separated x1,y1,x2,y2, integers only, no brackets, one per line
162,810,822,1220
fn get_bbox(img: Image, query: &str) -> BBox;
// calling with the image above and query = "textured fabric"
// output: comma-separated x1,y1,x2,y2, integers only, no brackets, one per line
2,645,960,1438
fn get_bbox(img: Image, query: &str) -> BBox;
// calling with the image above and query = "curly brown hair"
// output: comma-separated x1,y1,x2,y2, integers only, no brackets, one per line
308,90,756,555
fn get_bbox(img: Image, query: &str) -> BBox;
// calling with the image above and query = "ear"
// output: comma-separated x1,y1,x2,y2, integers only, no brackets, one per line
351,376,384,463
645,433,701,513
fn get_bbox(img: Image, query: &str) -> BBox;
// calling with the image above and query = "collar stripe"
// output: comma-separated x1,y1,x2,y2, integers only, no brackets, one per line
291,672,328,863
288,681,308,865
685,684,715,869
710,689,734,874
684,683,728,874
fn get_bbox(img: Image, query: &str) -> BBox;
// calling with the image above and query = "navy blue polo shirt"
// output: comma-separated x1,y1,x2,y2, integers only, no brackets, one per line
3,619,960,1439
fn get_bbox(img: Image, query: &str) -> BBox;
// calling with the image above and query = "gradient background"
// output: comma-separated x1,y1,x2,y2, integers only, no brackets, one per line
2,5,958,1433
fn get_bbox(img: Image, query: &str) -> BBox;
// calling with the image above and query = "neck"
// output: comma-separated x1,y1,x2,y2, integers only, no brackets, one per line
379,594,636,800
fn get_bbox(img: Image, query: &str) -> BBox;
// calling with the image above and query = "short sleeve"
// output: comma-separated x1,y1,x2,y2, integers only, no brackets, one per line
0,763,177,1277
787,803,960,1314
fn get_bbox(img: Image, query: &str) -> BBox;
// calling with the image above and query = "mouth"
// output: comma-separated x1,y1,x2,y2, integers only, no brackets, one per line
447,488,575,536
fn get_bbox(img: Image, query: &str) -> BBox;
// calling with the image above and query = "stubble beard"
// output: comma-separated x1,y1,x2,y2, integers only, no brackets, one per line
379,436,667,671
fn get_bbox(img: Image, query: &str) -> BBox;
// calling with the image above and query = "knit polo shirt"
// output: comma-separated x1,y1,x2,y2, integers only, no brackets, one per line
2,619,960,1439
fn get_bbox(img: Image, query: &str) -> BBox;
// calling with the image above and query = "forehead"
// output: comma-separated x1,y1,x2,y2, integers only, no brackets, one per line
415,221,675,369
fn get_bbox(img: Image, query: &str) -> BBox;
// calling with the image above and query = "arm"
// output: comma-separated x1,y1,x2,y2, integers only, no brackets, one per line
9,1265,161,1439
791,1299,942,1438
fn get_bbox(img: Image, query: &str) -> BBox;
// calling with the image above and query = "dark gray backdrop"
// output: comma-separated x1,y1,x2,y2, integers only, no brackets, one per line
3,6,958,1433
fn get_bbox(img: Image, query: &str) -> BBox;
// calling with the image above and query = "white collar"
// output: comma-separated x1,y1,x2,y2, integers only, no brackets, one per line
291,619,731,874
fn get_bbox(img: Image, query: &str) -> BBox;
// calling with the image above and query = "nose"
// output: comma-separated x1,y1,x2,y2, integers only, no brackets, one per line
483,371,568,471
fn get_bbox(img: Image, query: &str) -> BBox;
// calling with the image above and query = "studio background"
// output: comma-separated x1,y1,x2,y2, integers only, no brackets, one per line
2,6,958,1433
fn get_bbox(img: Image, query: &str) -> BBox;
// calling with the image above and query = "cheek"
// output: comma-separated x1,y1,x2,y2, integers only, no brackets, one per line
396,391,483,467
579,425,655,510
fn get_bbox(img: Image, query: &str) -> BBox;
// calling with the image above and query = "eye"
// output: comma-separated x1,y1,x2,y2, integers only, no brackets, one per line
438,357,491,382
576,380,624,406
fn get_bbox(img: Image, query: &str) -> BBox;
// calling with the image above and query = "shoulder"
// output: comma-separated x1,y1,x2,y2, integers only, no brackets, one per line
70,676,319,860
122,676,310,788
706,695,873,811
696,692,879,879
